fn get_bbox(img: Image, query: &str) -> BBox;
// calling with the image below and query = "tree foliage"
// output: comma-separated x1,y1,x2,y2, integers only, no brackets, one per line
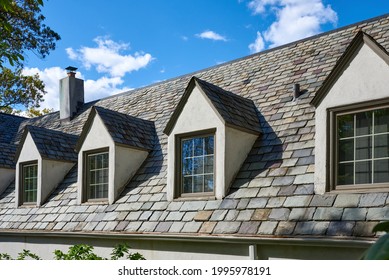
361,222,389,260
0,0,60,113
0,243,145,260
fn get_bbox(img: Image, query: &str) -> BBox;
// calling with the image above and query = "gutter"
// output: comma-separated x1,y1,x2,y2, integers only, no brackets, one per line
0,230,374,249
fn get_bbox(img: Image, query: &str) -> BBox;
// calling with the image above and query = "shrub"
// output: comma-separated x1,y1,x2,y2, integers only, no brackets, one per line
0,243,145,260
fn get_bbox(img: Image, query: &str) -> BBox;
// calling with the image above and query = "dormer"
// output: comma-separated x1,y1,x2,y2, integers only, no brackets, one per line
75,106,155,204
312,31,389,194
164,77,261,201
15,126,78,206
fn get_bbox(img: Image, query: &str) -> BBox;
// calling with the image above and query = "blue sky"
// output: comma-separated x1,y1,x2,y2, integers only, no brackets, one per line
22,0,389,111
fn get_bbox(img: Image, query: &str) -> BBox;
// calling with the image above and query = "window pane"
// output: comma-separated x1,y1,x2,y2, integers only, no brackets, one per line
22,163,38,203
180,135,214,195
356,111,372,136
374,159,389,183
204,175,214,192
183,176,192,193
182,139,193,158
102,153,108,168
374,108,389,134
355,136,371,160
338,162,353,185
204,155,214,173
193,157,204,174
338,114,354,138
89,155,95,170
205,135,214,154
193,137,204,156
182,158,192,175
374,134,389,158
87,152,109,199
339,139,354,162
355,161,372,184
193,175,203,193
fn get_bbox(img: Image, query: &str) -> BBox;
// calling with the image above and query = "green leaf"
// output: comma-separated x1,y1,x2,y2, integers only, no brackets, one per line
362,233,389,260
373,221,389,233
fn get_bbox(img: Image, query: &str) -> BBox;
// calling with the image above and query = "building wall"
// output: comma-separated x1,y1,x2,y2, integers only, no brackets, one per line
0,234,370,260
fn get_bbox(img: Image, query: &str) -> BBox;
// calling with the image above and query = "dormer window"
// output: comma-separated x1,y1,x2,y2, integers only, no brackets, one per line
311,32,389,194
179,132,215,196
334,106,389,190
76,106,155,204
164,77,261,201
85,149,109,200
21,161,38,204
15,126,78,207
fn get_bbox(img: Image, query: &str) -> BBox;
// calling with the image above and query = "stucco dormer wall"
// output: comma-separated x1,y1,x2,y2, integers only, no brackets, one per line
167,84,258,201
77,113,149,204
315,41,389,194
15,132,74,206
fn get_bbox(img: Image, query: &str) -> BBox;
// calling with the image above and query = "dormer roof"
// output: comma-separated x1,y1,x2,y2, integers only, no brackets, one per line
164,77,261,135
16,126,78,162
75,106,156,152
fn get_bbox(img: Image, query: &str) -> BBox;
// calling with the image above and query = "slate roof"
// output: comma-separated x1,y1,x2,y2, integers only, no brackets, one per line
17,126,78,162
0,143,17,169
76,106,156,151
0,113,26,144
164,77,262,135
0,14,389,240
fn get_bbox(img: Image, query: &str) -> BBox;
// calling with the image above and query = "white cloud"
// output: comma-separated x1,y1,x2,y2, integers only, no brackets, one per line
247,0,337,51
22,67,66,110
66,36,153,77
196,30,227,41
248,0,277,14
22,67,130,111
249,31,265,53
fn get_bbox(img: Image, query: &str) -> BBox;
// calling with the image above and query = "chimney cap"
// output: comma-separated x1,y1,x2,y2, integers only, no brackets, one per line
65,66,78,72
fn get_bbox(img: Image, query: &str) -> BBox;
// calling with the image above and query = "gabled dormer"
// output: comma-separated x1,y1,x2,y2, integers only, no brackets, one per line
312,31,389,194
164,77,261,201
15,126,78,206
75,106,155,204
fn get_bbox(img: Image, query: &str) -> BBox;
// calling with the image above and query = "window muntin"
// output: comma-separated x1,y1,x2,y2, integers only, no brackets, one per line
86,151,109,200
180,134,214,195
22,162,38,203
336,107,389,187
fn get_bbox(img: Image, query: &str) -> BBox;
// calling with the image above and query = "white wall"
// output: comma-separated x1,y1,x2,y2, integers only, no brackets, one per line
315,42,389,193
225,127,258,190
41,160,74,204
0,234,368,260
0,168,14,195
113,145,148,204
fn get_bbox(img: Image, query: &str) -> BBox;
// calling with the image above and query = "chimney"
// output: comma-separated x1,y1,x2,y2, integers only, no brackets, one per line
59,66,84,121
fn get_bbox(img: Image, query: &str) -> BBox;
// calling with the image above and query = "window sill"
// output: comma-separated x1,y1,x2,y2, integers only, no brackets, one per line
19,203,37,208
82,199,109,205
174,195,216,201
329,184,389,194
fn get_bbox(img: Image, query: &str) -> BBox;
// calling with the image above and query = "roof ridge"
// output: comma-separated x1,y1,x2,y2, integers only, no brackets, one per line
0,112,27,119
